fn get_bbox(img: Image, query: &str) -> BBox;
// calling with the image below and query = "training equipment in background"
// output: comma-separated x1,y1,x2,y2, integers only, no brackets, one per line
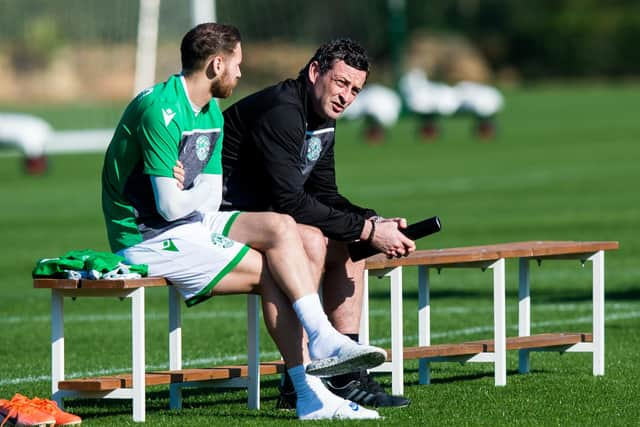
342,70,504,142
342,84,402,142
0,113,51,175
348,216,442,262
399,69,504,140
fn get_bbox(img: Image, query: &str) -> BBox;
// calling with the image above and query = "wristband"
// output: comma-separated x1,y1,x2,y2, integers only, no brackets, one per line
366,219,376,243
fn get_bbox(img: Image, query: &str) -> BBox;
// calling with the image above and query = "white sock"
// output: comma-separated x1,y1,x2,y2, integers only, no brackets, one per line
288,365,379,420
292,294,351,360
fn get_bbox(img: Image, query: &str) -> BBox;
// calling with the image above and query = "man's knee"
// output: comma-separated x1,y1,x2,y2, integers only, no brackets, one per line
261,212,297,241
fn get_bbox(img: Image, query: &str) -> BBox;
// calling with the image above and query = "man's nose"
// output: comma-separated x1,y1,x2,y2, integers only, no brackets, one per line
341,88,355,105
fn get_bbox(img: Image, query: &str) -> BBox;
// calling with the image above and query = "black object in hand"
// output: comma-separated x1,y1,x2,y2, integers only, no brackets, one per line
348,216,442,262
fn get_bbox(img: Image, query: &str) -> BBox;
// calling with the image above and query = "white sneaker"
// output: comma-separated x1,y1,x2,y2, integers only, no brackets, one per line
299,400,380,420
306,343,387,377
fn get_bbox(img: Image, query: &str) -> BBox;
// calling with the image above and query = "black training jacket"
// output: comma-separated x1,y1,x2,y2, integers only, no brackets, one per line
221,76,376,241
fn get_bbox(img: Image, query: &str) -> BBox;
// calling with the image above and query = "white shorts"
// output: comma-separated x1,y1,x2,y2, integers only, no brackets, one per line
120,211,249,307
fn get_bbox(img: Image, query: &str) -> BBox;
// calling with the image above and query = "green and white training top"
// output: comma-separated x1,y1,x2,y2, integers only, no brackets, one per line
102,74,223,253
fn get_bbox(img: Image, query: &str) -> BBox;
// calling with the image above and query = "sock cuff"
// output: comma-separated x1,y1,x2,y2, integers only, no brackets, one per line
292,293,321,316
287,364,306,379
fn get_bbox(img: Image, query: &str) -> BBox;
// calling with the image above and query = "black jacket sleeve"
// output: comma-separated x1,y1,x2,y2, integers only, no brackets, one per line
253,105,371,241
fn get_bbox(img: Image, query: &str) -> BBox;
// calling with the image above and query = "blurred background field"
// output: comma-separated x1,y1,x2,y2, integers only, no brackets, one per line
1,0,640,425
1,82,639,425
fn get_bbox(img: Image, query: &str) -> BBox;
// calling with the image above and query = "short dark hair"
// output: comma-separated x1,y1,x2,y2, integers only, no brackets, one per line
181,23,241,75
299,38,370,79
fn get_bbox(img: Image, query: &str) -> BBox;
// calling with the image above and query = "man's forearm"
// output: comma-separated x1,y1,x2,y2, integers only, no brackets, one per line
151,175,212,221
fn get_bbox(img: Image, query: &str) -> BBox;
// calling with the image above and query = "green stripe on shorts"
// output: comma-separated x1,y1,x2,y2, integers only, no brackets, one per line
185,243,251,307
222,211,242,237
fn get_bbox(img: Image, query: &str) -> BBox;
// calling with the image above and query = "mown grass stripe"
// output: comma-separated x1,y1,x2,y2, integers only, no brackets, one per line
2,309,637,387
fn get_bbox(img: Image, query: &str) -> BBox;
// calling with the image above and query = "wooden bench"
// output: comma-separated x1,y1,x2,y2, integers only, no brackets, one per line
360,241,618,395
35,240,618,421
34,277,274,422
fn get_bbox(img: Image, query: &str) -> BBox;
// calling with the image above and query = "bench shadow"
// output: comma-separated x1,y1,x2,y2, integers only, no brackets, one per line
368,288,495,301
605,285,640,301
400,368,543,386
69,380,291,421
369,285,640,304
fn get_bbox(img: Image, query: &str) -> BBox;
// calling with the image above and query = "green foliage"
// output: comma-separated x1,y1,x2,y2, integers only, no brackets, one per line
10,15,64,71
406,0,640,78
0,83,639,425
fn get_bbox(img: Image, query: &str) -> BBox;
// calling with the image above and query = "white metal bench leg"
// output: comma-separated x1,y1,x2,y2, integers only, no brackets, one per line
390,267,404,396
168,286,182,410
131,287,146,422
359,271,370,345
591,250,605,376
518,258,531,374
418,266,430,385
247,294,260,410
491,259,506,386
51,289,65,407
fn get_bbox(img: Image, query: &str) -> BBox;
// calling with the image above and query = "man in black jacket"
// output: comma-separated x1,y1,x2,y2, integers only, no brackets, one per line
221,39,414,408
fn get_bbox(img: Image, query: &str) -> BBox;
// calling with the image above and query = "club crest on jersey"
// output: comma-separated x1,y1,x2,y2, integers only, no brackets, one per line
211,233,234,249
195,135,211,161
307,136,322,161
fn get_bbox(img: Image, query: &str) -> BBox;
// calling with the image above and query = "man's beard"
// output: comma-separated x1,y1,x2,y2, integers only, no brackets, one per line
210,71,236,99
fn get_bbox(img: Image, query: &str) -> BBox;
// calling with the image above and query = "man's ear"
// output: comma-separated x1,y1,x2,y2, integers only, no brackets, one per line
206,55,224,78
308,61,320,84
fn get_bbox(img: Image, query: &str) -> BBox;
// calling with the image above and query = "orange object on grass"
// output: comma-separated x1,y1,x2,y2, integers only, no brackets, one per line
1,396,56,427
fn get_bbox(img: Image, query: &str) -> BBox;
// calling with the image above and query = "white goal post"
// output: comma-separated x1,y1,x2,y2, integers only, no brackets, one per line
45,0,217,155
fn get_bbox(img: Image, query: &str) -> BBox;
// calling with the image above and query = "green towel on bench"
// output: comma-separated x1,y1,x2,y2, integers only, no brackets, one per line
33,249,148,279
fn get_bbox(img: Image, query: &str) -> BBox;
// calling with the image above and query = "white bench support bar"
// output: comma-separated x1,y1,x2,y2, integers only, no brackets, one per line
490,258,506,386
51,287,147,422
418,266,430,385
517,251,605,377
169,286,182,410
168,292,261,411
247,294,260,410
361,267,404,395
518,258,531,374
591,250,605,376
131,288,145,422
389,267,404,396
358,273,370,345
51,290,64,407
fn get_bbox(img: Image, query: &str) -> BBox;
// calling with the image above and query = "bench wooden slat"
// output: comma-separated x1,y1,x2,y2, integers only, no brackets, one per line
390,333,592,362
58,361,285,392
59,377,122,391
34,277,169,289
364,241,618,270
465,332,593,352
400,343,486,359
33,278,81,289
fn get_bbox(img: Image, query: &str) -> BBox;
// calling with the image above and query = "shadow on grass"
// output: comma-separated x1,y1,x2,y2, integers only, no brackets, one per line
400,368,546,386
605,286,640,301
369,285,640,304
369,288,495,301
67,378,289,422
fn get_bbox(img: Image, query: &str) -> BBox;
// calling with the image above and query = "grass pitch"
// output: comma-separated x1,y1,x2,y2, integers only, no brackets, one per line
1,83,639,425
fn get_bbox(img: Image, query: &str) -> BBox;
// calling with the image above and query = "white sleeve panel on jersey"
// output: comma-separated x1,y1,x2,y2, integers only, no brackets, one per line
151,175,213,222
195,174,222,215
